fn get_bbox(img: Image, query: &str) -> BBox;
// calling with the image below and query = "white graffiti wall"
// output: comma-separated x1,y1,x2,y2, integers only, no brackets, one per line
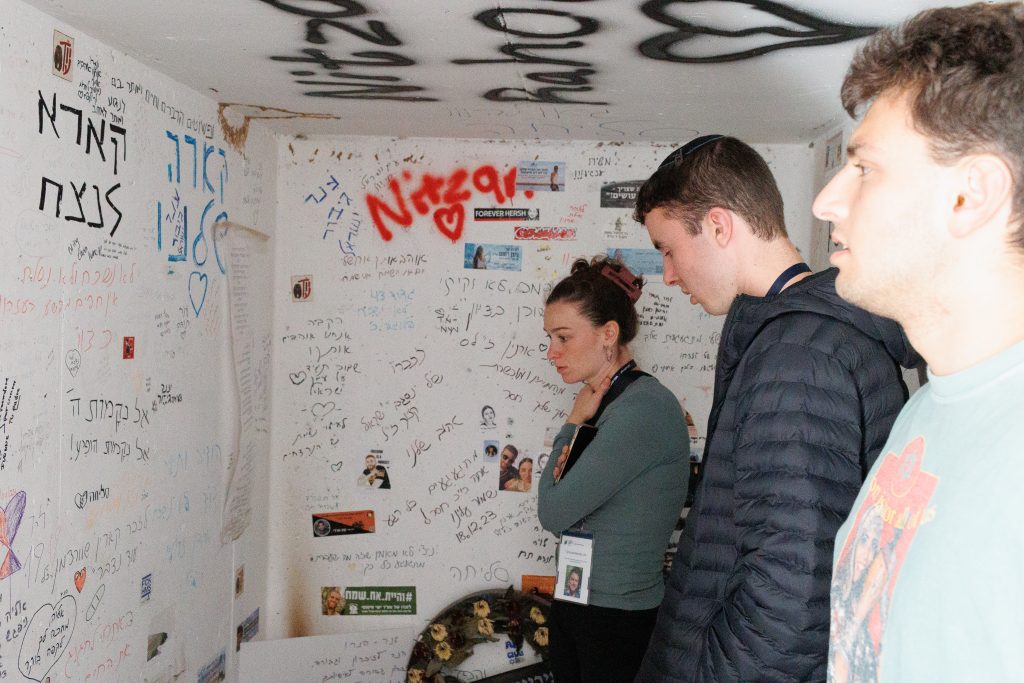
0,1,276,681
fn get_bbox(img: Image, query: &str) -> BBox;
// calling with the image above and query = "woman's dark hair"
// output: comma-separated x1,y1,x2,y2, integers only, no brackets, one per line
545,256,644,345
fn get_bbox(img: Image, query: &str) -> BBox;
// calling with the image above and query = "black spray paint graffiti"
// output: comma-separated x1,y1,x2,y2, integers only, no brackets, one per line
639,0,878,63
256,0,436,101
453,8,607,105
37,91,124,236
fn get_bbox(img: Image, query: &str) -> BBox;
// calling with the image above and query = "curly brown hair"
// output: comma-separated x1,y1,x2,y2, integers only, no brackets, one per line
841,2,1024,247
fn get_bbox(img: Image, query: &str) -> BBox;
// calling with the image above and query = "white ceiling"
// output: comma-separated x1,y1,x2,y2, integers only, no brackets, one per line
21,0,971,143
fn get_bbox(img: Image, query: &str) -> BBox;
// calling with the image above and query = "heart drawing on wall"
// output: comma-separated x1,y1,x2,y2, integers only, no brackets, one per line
189,271,208,317
434,204,465,241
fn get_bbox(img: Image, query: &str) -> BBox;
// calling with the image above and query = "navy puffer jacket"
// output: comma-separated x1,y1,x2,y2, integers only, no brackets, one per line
637,269,919,683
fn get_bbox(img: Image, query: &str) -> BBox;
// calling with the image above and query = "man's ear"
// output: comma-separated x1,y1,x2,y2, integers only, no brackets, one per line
705,207,734,247
951,153,1014,239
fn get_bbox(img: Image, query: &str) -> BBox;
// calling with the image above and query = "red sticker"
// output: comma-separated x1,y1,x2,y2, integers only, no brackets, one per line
122,336,134,359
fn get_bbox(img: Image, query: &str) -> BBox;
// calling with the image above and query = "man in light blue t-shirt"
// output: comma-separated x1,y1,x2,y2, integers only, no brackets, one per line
813,4,1024,681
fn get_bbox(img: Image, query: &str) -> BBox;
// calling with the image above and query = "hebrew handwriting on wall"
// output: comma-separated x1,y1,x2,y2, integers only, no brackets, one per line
365,163,522,242
155,128,230,316
36,91,125,237
304,174,362,256
257,0,436,101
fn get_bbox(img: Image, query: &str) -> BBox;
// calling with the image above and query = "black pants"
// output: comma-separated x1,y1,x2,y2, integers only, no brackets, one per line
548,600,658,683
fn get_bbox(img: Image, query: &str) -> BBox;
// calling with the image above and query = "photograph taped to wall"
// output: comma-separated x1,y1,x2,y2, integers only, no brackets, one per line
607,247,664,275
516,160,566,192
311,510,375,537
356,449,391,489
464,243,523,271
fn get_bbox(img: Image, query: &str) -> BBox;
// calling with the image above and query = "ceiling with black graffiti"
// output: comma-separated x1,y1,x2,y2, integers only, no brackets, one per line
22,0,973,143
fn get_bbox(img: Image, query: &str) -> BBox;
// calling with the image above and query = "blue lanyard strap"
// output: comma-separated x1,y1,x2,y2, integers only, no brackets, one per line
766,263,811,298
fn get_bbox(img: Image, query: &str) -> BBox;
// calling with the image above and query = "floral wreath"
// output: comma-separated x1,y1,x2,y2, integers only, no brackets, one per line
406,586,550,683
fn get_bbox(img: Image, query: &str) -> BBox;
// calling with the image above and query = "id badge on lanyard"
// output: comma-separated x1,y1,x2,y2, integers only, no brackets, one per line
555,531,594,605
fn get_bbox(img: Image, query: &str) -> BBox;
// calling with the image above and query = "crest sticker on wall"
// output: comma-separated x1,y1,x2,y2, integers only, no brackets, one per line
52,30,73,81
291,275,313,302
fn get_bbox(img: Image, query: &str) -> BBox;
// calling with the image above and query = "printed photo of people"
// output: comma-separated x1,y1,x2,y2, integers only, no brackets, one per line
480,404,497,428
322,586,345,616
483,440,499,463
356,450,391,489
498,444,533,493
563,566,583,598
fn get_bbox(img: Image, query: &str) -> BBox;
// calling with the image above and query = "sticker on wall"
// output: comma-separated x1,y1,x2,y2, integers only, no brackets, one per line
513,226,576,241
291,274,313,302
607,248,664,276
522,575,556,598
122,336,135,360
600,181,644,208
603,216,633,241
498,444,533,493
474,207,540,221
480,404,497,430
516,160,566,193
321,586,417,616
311,510,375,537
825,131,845,172
356,450,391,489
483,440,499,462
236,608,259,650
234,565,245,597
197,650,226,683
52,30,73,81
464,243,522,271
141,572,153,602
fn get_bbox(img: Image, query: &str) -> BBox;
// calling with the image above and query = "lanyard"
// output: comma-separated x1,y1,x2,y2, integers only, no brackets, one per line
766,263,811,298
608,359,637,386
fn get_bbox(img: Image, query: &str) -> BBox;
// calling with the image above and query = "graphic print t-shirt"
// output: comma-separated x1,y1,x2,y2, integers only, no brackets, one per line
828,340,1024,683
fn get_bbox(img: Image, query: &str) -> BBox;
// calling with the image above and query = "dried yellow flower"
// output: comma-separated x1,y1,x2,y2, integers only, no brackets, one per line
477,618,495,636
534,626,549,647
434,641,453,661
529,606,546,624
429,623,448,642
407,669,424,683
473,600,491,618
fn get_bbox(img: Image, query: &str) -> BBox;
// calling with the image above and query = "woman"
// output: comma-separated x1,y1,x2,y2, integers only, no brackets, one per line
481,404,496,428
472,245,487,269
537,256,689,683
504,457,533,492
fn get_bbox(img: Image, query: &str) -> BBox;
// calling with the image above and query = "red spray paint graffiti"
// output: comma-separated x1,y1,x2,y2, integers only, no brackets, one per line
366,164,529,242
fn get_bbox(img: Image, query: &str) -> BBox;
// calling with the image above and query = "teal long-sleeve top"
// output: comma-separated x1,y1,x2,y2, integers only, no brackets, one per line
538,375,689,610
